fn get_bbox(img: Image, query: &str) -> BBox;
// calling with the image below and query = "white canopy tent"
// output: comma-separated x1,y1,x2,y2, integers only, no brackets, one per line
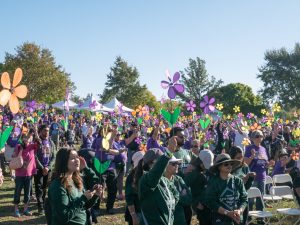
52,100,78,110
103,97,133,112
76,96,113,112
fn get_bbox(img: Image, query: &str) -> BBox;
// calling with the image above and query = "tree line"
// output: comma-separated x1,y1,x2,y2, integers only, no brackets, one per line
0,42,299,114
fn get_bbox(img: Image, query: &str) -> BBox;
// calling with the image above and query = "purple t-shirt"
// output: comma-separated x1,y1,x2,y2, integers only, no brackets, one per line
245,144,269,181
271,161,285,176
146,137,165,152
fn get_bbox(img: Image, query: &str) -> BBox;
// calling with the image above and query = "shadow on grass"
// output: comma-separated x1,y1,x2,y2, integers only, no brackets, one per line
0,216,46,225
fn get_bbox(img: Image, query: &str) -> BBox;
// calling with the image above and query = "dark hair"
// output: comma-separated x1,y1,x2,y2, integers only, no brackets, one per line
169,127,184,137
51,148,83,193
39,124,49,133
190,157,205,172
229,146,243,159
133,159,151,190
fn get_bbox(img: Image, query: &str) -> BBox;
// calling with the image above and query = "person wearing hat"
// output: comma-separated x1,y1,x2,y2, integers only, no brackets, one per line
230,146,255,225
125,151,145,225
244,130,274,212
164,156,192,225
205,153,247,225
136,137,179,225
271,149,291,177
185,154,213,225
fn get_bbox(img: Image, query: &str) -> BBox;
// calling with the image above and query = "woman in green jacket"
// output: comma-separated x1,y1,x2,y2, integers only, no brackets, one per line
205,153,248,225
135,137,179,225
164,156,192,225
48,148,102,225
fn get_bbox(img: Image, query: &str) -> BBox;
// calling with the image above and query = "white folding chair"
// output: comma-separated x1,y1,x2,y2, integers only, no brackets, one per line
264,176,283,202
247,187,273,225
272,186,300,225
273,174,293,184
270,185,294,200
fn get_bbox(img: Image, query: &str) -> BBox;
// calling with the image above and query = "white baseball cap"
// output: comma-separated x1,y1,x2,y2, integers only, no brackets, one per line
199,149,214,170
132,151,145,169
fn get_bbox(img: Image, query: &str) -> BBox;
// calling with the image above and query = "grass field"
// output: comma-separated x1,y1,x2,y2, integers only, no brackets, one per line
0,175,299,225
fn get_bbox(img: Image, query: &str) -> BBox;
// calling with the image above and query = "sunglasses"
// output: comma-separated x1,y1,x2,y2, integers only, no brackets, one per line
222,162,233,167
169,162,181,166
192,145,199,148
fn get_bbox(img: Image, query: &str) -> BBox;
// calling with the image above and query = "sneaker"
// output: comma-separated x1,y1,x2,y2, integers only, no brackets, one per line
23,209,32,216
14,209,21,218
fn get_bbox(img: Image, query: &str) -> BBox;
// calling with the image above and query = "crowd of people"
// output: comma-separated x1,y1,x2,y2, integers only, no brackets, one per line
0,108,300,225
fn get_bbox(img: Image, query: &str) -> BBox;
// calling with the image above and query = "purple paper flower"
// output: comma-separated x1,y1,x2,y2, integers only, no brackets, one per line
200,96,215,114
135,137,142,145
26,100,36,113
247,113,254,119
186,100,196,112
89,100,98,109
161,71,184,99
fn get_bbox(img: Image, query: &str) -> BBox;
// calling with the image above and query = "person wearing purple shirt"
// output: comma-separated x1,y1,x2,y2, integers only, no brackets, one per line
146,127,166,152
272,150,290,177
245,130,275,212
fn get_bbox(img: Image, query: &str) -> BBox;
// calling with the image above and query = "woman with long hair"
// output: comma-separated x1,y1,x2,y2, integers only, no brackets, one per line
48,148,102,225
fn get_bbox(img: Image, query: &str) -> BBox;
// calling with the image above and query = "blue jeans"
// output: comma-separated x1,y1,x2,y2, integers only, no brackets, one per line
249,180,265,211
13,176,32,205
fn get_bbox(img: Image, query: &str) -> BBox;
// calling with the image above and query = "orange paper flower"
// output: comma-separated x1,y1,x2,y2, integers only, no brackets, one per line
0,68,27,114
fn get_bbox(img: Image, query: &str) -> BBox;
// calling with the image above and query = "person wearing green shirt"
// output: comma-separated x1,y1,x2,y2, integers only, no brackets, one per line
205,153,248,225
136,137,179,225
230,146,255,225
164,156,192,225
48,148,102,225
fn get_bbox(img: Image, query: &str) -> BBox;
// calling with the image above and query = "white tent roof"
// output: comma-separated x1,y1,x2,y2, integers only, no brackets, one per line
76,96,113,112
103,97,133,112
52,100,78,110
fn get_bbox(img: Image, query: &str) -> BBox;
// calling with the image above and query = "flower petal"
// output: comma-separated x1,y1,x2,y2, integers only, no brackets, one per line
209,97,215,104
173,84,184,93
173,72,180,83
0,89,11,106
13,68,23,87
161,81,170,89
9,94,20,114
14,85,28,98
168,86,176,99
1,72,11,89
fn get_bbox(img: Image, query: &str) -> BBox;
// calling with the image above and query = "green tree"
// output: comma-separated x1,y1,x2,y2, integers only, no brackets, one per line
100,56,153,109
209,83,264,115
258,43,300,109
179,57,223,103
0,42,75,103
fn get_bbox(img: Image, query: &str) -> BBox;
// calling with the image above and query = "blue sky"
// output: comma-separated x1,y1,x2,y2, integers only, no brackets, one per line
0,1,299,101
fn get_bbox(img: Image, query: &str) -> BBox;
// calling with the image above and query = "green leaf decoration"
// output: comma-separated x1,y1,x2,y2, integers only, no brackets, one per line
137,118,143,125
221,142,226,148
217,112,223,117
94,157,111,174
0,126,13,149
289,140,300,147
37,111,43,116
203,142,209,148
160,107,181,126
61,119,68,131
199,119,211,129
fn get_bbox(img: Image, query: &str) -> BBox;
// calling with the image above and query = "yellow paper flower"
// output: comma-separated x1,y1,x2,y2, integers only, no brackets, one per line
147,127,153,133
144,115,150,121
272,103,281,112
293,128,300,138
227,114,232,120
266,121,272,127
198,131,204,140
69,115,73,120
242,138,251,146
0,68,28,114
95,113,102,121
261,109,267,115
216,103,223,111
233,106,240,113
